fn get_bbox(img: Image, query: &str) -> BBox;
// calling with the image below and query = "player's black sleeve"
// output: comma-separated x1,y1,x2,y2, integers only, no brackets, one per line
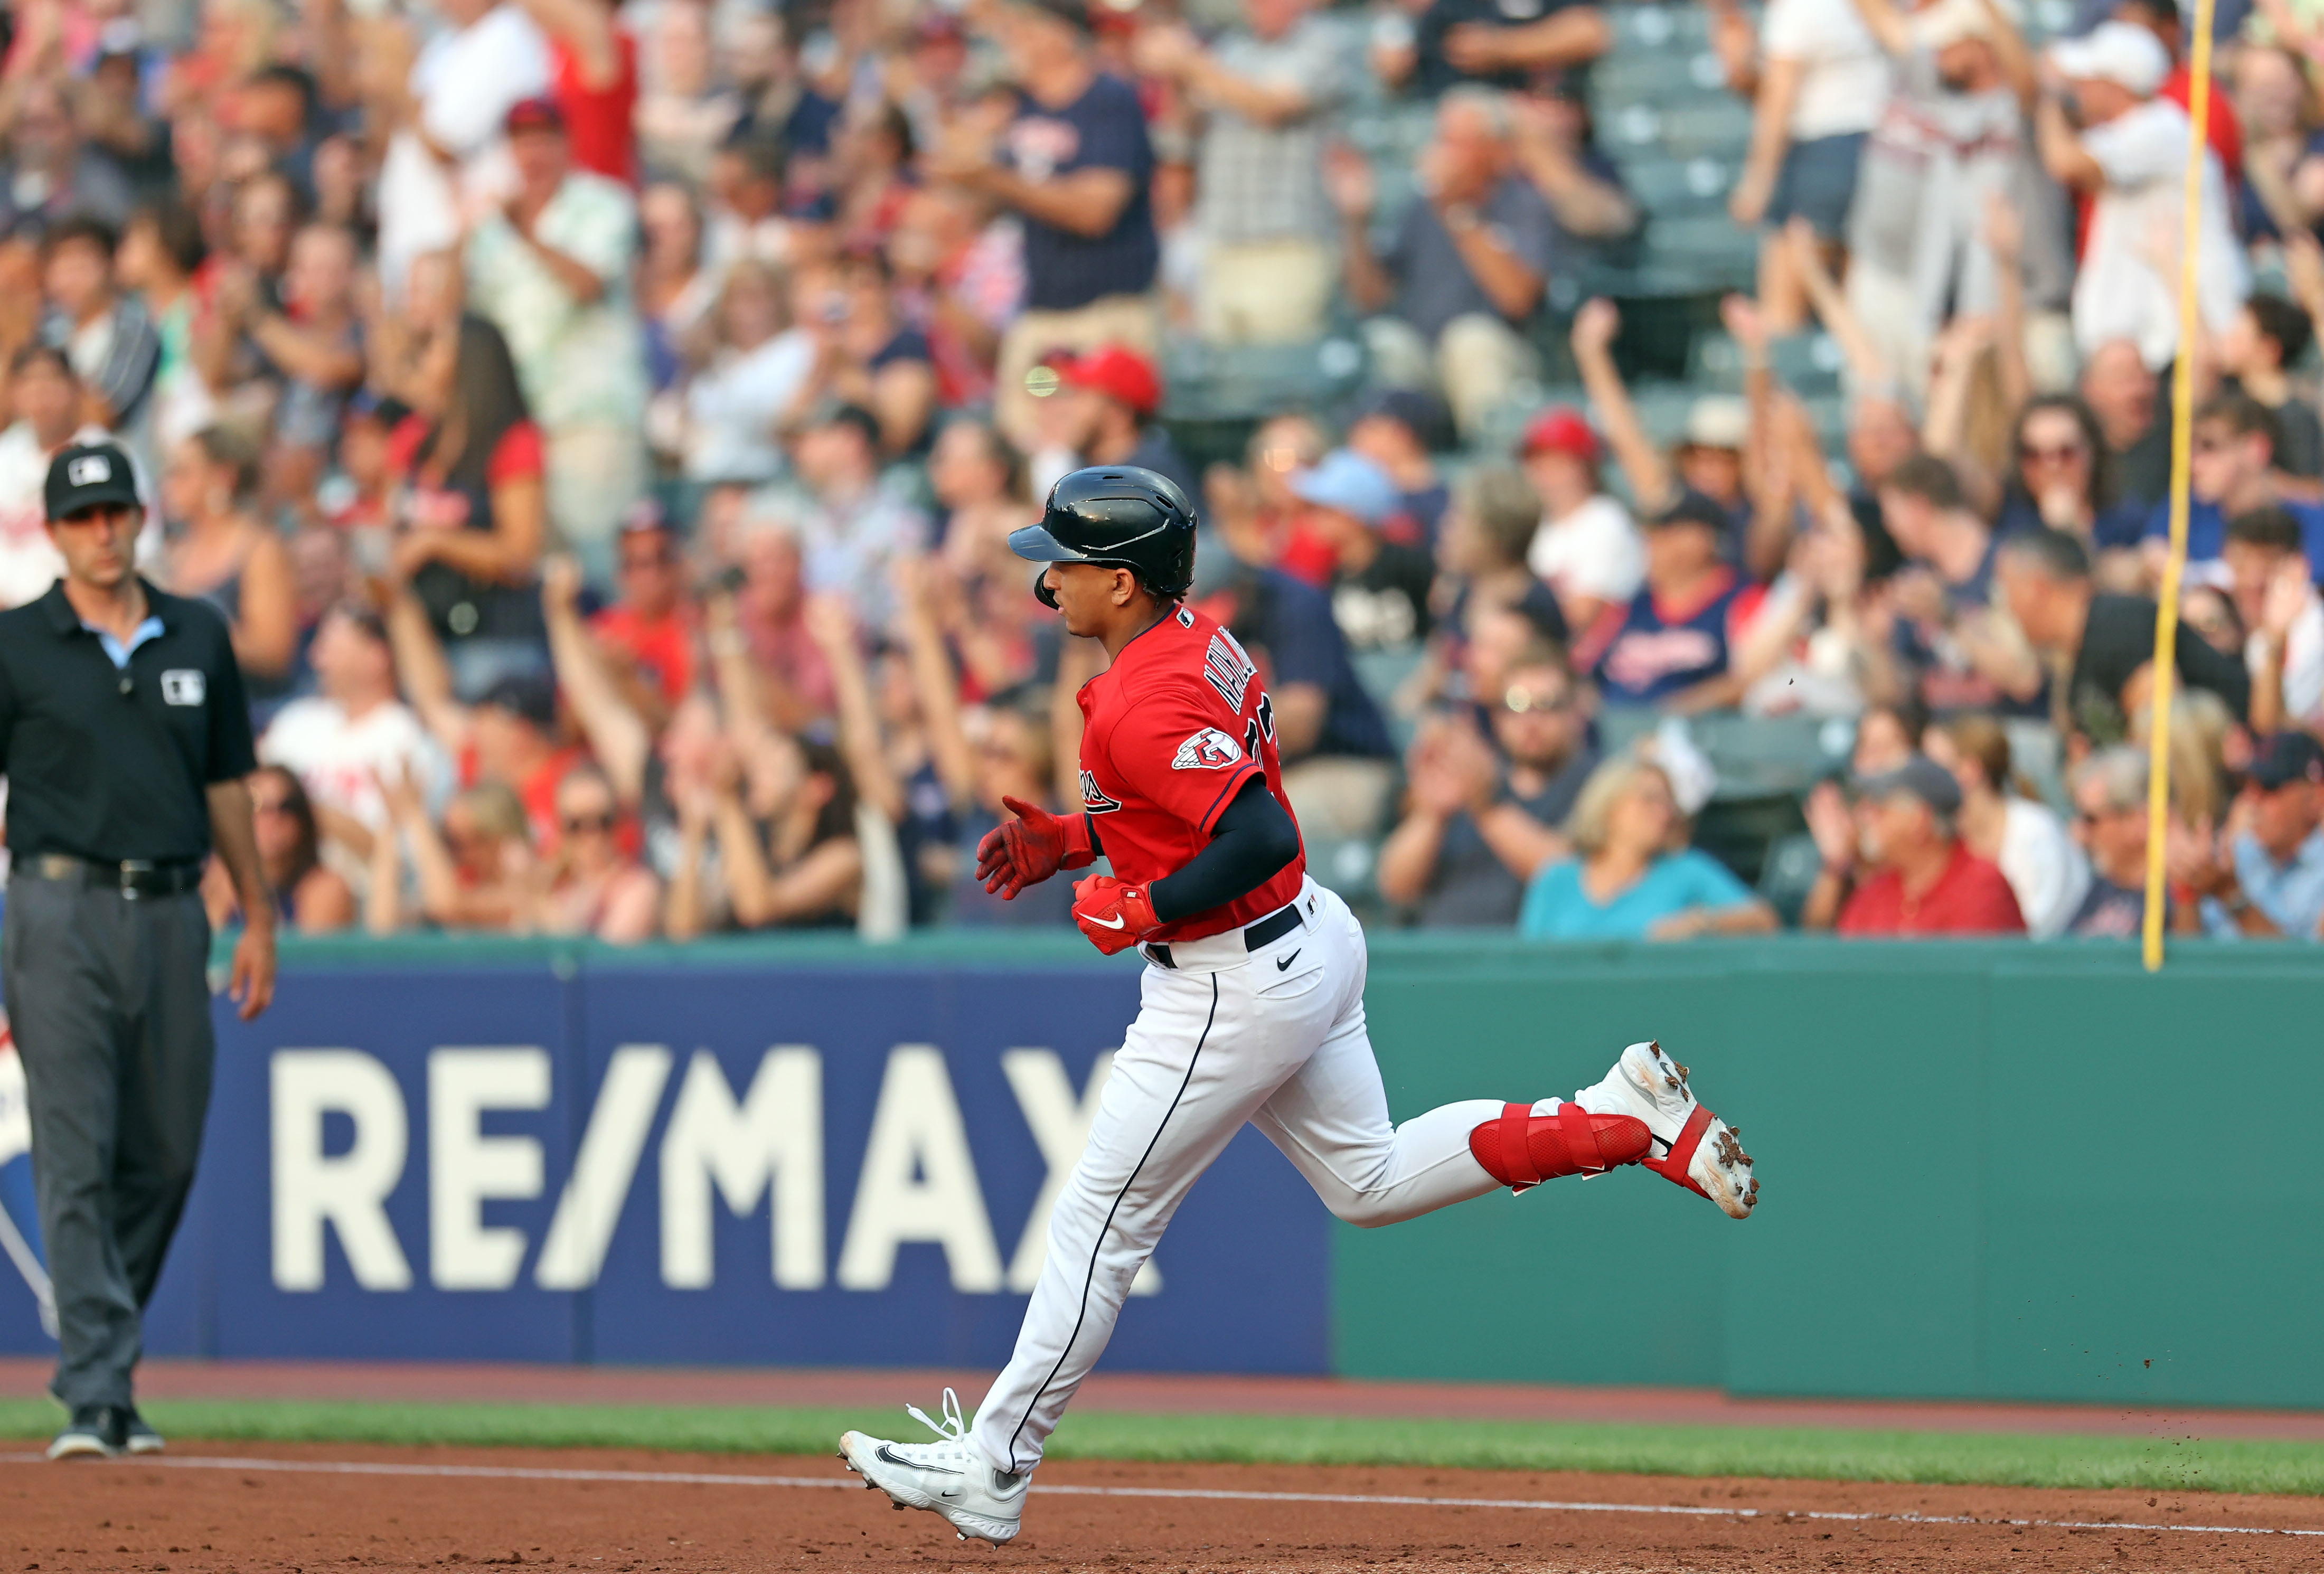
1149,775,1301,924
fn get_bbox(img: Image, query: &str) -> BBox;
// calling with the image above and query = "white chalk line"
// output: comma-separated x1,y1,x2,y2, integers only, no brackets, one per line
4,1452,2318,1540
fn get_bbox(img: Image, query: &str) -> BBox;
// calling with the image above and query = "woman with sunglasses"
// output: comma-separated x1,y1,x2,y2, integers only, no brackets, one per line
203,765,355,935
533,763,661,943
1996,396,2143,570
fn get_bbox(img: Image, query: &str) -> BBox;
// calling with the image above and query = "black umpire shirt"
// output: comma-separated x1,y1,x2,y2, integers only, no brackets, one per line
0,579,256,864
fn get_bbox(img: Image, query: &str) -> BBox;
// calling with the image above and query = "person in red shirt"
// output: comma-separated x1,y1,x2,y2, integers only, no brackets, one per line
586,501,694,722
838,467,1760,1549
519,0,640,184
1804,755,2028,935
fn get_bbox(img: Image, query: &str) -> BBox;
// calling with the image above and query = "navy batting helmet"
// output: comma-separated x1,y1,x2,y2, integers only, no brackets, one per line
1010,465,1198,609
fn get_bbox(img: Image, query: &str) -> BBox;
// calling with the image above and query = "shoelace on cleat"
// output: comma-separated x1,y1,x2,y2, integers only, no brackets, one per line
902,1387,975,1465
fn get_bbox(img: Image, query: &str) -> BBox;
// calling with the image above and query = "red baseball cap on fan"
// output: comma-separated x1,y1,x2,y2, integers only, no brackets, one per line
1519,406,1599,463
1057,344,1162,418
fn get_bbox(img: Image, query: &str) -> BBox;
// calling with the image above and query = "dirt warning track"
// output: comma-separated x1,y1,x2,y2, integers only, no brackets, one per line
6,1444,2324,1572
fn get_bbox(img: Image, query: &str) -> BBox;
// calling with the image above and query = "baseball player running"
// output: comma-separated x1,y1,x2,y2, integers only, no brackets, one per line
841,468,1758,1543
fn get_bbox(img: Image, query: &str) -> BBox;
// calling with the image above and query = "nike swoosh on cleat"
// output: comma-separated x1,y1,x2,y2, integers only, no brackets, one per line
1276,949,1300,970
1087,913,1126,929
877,1445,962,1475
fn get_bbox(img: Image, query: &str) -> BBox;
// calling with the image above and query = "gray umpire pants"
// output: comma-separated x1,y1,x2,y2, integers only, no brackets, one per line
2,873,214,1411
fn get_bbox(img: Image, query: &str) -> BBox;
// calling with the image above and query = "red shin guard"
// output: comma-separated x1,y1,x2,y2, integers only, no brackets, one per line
1469,1102,1651,1193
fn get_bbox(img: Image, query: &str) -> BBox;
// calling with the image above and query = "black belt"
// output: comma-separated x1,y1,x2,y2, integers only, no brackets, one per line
1142,897,1309,971
25,854,204,899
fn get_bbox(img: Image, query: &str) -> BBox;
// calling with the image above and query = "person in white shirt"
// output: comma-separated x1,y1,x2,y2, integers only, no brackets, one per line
1927,713,2090,938
681,259,816,484
259,604,453,858
1724,0,1893,329
0,345,154,608
1517,407,1642,639
376,0,552,298
2037,21,2246,370
2224,504,2324,732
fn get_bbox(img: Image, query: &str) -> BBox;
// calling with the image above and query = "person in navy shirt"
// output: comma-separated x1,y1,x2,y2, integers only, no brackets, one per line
1593,492,1763,710
2142,391,2324,582
932,0,1159,448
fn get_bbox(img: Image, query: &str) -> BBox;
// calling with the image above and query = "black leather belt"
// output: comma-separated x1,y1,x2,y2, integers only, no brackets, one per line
26,854,204,899
1142,897,1309,970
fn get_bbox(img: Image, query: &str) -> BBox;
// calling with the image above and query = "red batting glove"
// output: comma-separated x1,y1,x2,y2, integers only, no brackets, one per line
974,794,1096,899
1071,874,1161,955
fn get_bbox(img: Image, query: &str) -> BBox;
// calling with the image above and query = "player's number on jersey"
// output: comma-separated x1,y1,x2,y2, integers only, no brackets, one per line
1243,692,1275,761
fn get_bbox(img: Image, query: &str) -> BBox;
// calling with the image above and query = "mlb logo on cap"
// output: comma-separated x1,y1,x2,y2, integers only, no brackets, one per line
44,440,143,520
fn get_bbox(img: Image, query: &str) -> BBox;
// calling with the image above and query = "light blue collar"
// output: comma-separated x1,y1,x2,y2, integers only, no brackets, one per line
83,614,164,670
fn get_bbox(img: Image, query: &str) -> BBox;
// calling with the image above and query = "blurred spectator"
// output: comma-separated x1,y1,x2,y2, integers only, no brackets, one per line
535,762,660,943
209,221,367,515
1876,453,2034,717
205,765,356,936
2231,43,2324,244
2063,743,2155,936
1202,552,1397,837
2170,729,2324,938
465,95,647,585
519,0,640,185
1345,388,1453,546
373,774,537,934
1998,394,2144,579
945,0,1160,448
1520,406,1640,639
788,400,930,630
1202,411,1330,570
1841,0,2053,390
589,503,695,722
375,0,552,294
1385,0,1611,100
2142,391,2324,585
1570,299,1752,558
116,200,211,456
634,0,738,186
678,258,814,483
1379,646,1596,924
636,180,714,391
0,344,109,606
665,694,863,937
385,308,552,699
2038,21,2247,370
721,510,839,728
1925,713,2090,937
1725,0,1889,330
0,78,132,238
2217,293,2323,478
2080,338,2170,525
1329,88,1555,437
1593,494,1762,712
2225,504,2324,733
260,602,453,857
1291,449,1434,655
39,214,159,451
1037,343,1196,499
1804,753,2028,934
1519,754,1776,938
889,181,1027,409
1134,0,1346,344
1429,464,1568,693
1998,527,2250,740
159,425,296,685
817,251,939,458
933,417,1038,582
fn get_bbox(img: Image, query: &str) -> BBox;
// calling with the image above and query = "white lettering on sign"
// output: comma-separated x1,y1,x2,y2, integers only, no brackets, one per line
660,1047,825,1290
428,1049,550,1290
271,1050,412,1292
534,1045,674,1291
837,1045,1002,1293
1000,1049,1160,1297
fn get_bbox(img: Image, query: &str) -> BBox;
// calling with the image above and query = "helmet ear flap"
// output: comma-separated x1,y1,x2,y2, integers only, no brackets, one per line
1032,567,1059,609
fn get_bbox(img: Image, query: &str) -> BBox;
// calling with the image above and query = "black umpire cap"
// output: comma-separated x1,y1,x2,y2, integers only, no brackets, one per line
45,441,142,520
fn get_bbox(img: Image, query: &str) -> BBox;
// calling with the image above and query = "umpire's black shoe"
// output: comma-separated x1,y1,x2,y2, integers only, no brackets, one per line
124,1409,164,1456
47,1405,128,1459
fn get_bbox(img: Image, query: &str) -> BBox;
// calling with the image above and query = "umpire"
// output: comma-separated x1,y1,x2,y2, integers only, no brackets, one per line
0,441,275,1459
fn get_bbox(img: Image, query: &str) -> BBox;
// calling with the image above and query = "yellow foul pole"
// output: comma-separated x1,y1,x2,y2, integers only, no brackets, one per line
2142,0,2219,972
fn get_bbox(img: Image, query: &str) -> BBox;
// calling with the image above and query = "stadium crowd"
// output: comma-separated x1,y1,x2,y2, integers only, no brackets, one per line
3,0,2322,944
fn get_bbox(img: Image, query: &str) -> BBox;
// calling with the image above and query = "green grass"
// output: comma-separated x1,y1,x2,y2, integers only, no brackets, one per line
2,1397,2318,1496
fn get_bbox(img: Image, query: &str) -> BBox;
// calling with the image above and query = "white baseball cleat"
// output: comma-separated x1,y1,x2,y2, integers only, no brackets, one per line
838,1388,1028,1545
1577,1041,1759,1219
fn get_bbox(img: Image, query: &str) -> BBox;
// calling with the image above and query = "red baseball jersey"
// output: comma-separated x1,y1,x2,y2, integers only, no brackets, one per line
1076,603,1306,941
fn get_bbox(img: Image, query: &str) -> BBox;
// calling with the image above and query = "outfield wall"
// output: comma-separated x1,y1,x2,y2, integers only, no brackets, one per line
0,934,2314,1410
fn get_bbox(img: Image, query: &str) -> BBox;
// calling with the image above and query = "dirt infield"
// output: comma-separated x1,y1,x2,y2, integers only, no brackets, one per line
6,1443,2323,1572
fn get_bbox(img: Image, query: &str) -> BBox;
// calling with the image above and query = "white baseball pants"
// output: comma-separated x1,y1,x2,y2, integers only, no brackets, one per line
971,879,1513,1476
